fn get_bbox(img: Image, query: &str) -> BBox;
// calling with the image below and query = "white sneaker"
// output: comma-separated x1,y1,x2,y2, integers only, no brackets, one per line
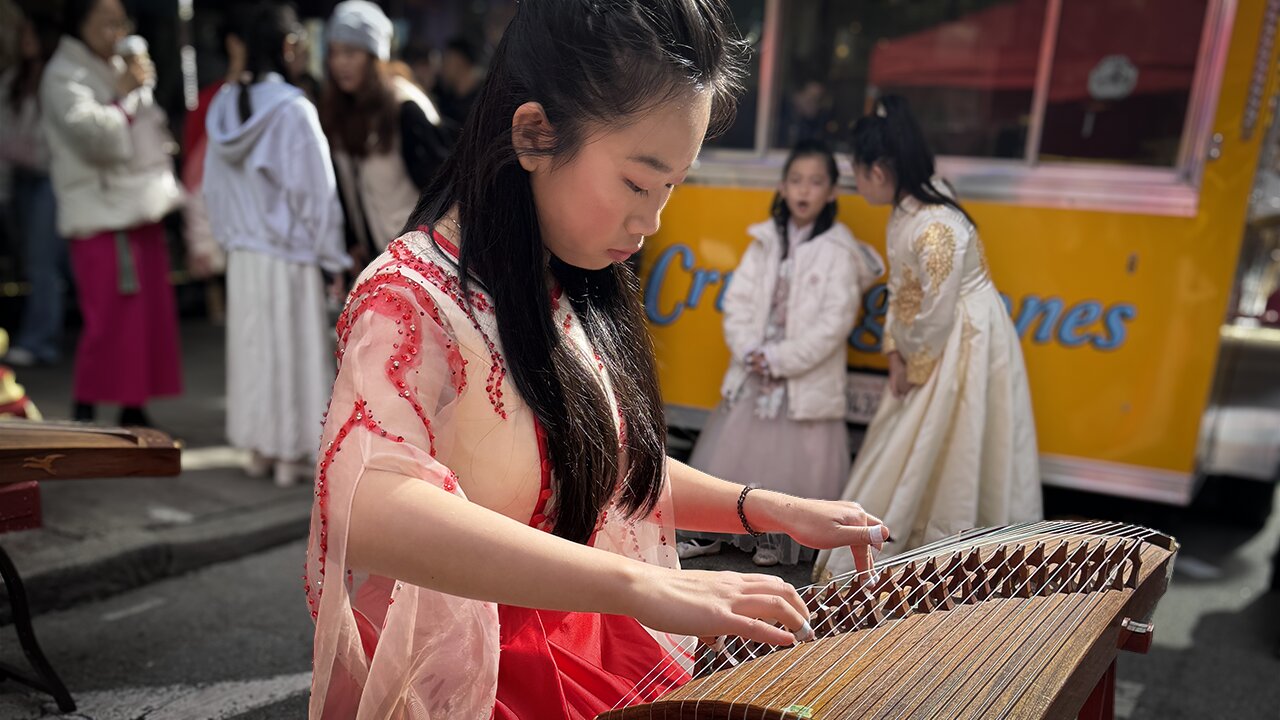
752,546,781,567
3,347,36,367
677,539,722,560
274,461,301,487
246,451,271,479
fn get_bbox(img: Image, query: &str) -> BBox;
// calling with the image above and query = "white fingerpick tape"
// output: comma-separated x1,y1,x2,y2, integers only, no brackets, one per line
868,524,885,544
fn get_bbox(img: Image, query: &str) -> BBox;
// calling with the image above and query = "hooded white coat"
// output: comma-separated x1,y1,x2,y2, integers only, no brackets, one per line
203,74,349,273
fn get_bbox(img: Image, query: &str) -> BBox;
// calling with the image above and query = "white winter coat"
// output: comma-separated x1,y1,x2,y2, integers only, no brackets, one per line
720,220,885,421
40,36,183,238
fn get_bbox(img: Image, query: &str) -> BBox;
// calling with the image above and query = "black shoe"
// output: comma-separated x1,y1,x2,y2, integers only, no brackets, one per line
73,402,95,422
118,406,152,427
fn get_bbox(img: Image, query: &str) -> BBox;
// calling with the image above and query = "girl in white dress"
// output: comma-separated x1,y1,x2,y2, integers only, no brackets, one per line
815,95,1043,581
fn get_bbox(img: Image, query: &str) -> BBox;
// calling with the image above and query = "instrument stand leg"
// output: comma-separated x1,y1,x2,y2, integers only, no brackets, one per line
1077,659,1116,720
0,543,76,712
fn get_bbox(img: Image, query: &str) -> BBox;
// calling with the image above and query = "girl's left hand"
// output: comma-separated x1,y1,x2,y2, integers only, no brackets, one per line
888,351,916,398
745,350,771,376
754,491,888,577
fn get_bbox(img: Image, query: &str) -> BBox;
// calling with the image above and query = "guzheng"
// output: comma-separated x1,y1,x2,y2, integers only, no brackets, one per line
0,419,181,484
599,520,1177,720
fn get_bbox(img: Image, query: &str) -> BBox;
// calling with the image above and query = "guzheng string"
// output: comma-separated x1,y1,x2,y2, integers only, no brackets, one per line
611,520,1063,714
611,517,1162,712
746,521,1133,716
911,525,1150,719
829,526,1139,718
673,524,1063,717
785,523,1152,719
816,523,1147,719
610,519,1066,713
696,517,1085,707
703,522,1097,716
984,530,1152,719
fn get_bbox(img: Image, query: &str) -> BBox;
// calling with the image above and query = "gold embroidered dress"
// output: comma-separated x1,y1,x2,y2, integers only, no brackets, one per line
814,196,1042,580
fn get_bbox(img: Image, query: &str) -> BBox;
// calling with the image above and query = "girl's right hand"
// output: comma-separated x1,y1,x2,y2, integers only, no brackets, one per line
116,55,154,97
625,566,810,647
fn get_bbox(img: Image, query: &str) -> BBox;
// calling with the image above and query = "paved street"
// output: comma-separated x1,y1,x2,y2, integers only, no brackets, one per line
0,322,1275,718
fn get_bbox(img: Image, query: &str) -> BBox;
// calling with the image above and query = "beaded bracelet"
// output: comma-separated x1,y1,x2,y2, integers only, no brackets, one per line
737,485,764,537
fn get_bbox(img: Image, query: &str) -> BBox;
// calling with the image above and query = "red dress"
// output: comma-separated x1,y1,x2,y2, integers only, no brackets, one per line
493,605,690,719
492,420,689,718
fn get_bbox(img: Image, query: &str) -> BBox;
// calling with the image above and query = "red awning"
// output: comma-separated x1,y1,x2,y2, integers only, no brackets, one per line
867,0,1205,103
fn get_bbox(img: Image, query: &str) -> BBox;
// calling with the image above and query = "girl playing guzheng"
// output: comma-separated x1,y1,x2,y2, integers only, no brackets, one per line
304,1,889,718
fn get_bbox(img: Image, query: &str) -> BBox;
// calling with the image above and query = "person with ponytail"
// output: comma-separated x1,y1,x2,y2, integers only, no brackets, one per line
814,95,1042,581
304,2,891,717
202,3,350,487
676,139,885,568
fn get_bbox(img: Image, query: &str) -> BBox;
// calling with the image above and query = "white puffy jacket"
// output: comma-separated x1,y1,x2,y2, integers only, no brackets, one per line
720,220,885,421
40,37,183,238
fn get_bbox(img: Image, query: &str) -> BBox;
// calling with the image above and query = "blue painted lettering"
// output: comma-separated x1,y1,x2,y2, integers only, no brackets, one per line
688,269,722,309
1057,301,1103,348
643,244,693,325
1015,296,1065,344
850,284,888,352
642,245,1137,351
715,271,734,312
1092,304,1136,351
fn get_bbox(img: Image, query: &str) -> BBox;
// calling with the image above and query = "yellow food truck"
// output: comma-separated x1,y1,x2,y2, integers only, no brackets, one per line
643,0,1280,506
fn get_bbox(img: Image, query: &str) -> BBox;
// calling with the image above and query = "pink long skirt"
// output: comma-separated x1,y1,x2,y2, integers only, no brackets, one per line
69,222,182,406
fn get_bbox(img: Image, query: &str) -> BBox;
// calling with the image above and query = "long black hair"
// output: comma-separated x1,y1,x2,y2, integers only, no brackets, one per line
852,94,975,226
406,0,747,544
236,3,300,122
59,0,102,40
770,138,839,259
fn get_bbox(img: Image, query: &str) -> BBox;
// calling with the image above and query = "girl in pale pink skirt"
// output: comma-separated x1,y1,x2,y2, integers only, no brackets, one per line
680,140,885,566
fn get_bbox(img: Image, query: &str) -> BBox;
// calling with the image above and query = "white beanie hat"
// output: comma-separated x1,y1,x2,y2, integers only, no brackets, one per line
327,0,393,61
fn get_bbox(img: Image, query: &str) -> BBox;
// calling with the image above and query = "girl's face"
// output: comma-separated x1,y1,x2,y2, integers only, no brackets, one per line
853,161,896,206
519,93,711,271
328,41,371,94
81,0,130,61
780,155,837,227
